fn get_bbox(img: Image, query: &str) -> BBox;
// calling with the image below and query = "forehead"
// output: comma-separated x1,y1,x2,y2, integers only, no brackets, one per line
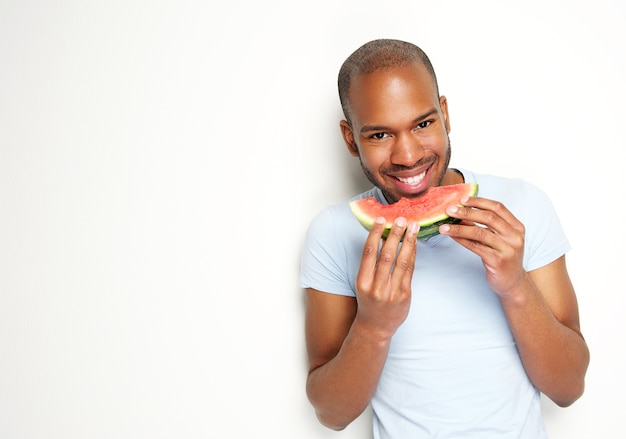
348,63,439,124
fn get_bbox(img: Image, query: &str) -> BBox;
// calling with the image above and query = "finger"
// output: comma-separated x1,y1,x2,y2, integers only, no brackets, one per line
453,196,525,235
445,204,506,237
368,216,409,298
357,216,386,288
390,221,419,294
439,221,499,253
375,217,407,272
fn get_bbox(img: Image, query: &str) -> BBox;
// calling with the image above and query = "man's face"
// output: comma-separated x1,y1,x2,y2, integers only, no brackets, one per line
340,62,452,204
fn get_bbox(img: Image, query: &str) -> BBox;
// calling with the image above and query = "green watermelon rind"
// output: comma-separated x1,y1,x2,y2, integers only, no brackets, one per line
349,183,478,241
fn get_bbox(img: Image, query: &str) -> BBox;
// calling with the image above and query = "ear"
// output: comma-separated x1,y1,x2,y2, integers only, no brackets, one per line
439,95,451,133
340,120,360,157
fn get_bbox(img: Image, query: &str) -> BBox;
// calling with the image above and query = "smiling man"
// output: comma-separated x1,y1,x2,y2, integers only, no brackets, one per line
300,39,589,438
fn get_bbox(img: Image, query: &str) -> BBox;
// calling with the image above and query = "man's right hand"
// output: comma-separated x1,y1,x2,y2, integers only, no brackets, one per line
354,217,419,341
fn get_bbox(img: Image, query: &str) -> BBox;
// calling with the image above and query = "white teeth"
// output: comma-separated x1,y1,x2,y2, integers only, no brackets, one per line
397,171,426,185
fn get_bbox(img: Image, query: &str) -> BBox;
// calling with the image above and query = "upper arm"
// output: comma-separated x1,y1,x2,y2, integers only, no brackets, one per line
305,288,357,372
528,255,584,337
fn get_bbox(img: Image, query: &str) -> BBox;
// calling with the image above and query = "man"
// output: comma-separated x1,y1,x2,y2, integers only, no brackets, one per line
299,39,589,438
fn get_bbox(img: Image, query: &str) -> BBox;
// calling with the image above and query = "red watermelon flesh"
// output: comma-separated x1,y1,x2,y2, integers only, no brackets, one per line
349,183,479,240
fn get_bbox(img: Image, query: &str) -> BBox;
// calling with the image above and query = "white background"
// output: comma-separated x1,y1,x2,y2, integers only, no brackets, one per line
1,1,624,438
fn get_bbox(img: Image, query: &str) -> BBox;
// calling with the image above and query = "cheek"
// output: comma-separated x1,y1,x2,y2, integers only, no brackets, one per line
358,149,388,171
421,132,449,154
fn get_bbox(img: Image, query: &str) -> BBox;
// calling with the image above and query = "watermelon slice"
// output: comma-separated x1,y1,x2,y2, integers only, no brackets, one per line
349,183,479,240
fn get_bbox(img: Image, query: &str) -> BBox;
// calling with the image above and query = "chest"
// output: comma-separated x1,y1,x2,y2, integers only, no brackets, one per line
392,236,513,352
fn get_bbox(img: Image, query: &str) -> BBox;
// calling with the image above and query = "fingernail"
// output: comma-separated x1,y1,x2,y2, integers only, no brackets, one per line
375,217,385,225
446,206,459,215
408,222,419,234
440,224,450,233
395,217,407,227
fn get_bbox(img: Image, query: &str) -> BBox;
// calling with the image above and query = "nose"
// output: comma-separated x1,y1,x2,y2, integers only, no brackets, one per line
390,132,425,167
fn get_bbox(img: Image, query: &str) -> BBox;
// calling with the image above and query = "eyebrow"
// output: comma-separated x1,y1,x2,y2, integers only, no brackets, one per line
360,108,439,134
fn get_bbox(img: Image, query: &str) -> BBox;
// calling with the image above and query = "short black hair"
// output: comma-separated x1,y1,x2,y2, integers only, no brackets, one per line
338,39,439,125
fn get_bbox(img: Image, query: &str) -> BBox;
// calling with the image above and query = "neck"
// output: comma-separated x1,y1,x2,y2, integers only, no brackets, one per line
441,168,464,185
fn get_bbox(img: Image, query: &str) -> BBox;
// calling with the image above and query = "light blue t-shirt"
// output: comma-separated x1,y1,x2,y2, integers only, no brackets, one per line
300,170,570,438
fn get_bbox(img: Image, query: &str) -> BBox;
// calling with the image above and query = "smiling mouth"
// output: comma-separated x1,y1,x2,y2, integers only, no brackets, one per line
395,169,427,186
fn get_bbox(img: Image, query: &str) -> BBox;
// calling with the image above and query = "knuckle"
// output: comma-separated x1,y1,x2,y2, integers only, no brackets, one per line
396,259,415,273
492,201,505,212
466,238,481,252
484,211,497,224
457,207,470,218
379,250,395,264
473,226,490,241
362,244,377,257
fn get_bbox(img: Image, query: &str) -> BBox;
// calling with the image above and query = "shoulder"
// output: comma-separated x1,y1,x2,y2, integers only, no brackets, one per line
300,189,377,296
459,169,551,208
308,187,381,230
303,187,380,255
459,169,569,270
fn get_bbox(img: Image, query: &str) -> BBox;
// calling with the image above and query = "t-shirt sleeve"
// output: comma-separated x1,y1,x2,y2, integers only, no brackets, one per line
299,207,357,297
522,182,571,272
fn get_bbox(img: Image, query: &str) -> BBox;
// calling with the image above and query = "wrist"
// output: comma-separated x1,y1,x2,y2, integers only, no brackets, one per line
497,272,533,305
351,315,395,348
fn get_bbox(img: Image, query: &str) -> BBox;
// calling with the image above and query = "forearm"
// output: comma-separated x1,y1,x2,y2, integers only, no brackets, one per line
306,320,390,430
500,274,590,406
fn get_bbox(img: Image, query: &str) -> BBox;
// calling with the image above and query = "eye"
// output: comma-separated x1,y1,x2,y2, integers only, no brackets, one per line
416,120,431,129
370,132,389,140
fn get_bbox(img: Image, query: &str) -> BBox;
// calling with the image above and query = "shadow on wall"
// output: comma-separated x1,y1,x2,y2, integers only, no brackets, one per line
344,147,373,196
332,110,372,197
318,108,374,203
